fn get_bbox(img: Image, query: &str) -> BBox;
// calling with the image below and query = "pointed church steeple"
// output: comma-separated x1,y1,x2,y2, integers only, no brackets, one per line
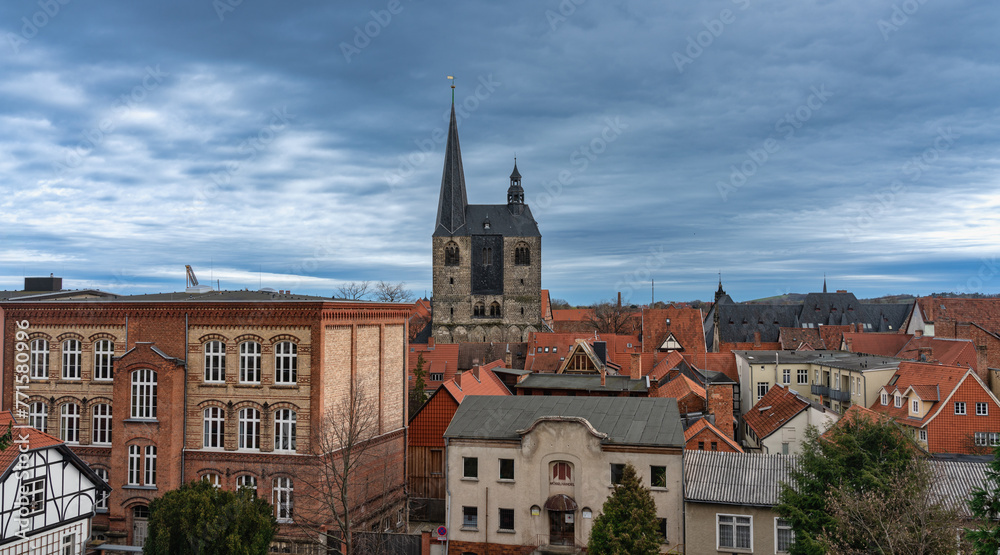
507,158,524,214
823,275,827,293
435,104,469,236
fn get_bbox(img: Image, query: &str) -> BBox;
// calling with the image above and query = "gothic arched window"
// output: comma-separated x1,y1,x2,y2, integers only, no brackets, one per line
489,302,502,317
474,302,486,317
514,243,530,266
444,242,460,266
482,247,493,266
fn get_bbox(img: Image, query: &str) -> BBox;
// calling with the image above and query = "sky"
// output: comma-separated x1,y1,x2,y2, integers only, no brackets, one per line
1,0,998,306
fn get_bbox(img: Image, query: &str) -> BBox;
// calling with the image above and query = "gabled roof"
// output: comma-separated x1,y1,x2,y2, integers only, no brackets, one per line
662,374,706,401
871,361,973,426
443,360,511,403
779,327,821,350
684,352,740,383
842,332,913,357
558,340,607,374
647,351,686,382
641,307,706,354
897,336,978,369
458,342,528,370
444,396,684,447
916,297,1000,335
409,343,461,383
684,451,797,506
743,385,813,439
0,412,63,473
524,332,638,372
683,418,744,452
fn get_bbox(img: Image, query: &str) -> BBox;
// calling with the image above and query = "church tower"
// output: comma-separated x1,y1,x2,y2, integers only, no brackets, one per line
431,104,542,343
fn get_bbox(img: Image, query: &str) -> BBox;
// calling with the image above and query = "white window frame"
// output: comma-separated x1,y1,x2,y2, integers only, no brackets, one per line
238,408,261,450
975,432,1000,446
144,445,157,486
130,368,157,420
274,342,297,384
717,513,752,551
274,409,297,452
757,382,768,400
128,445,141,485
92,403,112,445
29,402,47,433
62,339,81,379
203,407,225,449
797,369,807,384
273,477,293,523
775,517,794,553
782,368,791,385
498,458,514,481
203,473,221,488
204,341,226,383
912,399,919,414
237,475,257,493
30,339,49,379
881,391,888,405
94,468,109,510
239,341,261,384
955,401,967,415
21,477,45,516
919,429,927,442
60,403,80,444
894,394,901,408
93,340,114,381
977,402,989,416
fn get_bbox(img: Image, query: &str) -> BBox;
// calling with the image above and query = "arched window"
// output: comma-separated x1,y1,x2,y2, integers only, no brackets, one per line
551,461,573,484
275,342,297,384
515,243,531,266
489,302,502,317
29,339,49,379
92,403,112,445
204,341,226,382
473,302,486,317
29,402,47,433
60,403,80,443
202,473,221,489
240,341,261,384
94,340,114,381
444,241,460,266
273,477,293,522
203,407,225,448
482,247,493,266
62,339,81,379
239,408,261,450
274,409,297,452
131,369,157,419
237,475,258,493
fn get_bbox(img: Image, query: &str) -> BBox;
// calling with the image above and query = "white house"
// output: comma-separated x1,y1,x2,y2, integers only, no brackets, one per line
0,411,110,555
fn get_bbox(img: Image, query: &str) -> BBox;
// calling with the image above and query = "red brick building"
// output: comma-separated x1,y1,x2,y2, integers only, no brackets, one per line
869,361,1000,454
0,288,409,551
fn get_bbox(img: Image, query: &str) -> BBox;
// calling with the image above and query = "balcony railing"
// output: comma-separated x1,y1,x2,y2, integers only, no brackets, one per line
811,384,829,397
810,384,850,403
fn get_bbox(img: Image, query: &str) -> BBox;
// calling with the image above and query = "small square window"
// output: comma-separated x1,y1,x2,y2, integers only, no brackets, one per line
463,457,478,479
955,402,967,415
977,402,989,416
919,429,927,442
610,463,625,485
499,458,514,481
650,465,666,488
698,441,705,450
462,506,478,529
711,441,718,451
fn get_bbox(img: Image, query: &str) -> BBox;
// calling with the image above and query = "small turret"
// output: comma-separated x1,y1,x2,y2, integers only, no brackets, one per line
507,160,524,214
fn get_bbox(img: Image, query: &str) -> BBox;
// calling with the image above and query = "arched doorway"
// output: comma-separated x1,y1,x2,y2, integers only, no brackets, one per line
544,493,578,546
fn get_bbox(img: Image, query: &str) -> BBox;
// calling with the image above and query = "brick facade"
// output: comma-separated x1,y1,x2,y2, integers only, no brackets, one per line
1,298,409,549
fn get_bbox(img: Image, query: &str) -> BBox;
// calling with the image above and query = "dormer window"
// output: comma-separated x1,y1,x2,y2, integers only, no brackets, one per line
483,218,491,230
911,399,919,413
894,393,901,408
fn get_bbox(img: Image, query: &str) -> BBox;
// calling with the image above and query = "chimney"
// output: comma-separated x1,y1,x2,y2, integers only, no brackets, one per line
914,329,923,338
427,337,436,347
600,365,606,387
918,346,932,362
617,292,622,307
473,365,481,381
753,331,761,347
630,353,642,380
504,349,512,368
707,383,736,440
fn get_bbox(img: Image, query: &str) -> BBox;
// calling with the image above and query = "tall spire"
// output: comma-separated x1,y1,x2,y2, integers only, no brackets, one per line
434,103,469,235
823,274,827,293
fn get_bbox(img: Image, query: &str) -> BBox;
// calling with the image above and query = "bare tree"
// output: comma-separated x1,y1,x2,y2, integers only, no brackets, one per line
337,281,371,300
295,379,404,554
373,281,414,303
819,462,969,555
586,299,640,335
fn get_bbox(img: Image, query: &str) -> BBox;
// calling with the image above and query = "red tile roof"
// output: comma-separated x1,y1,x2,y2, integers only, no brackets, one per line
870,361,970,426
409,343,461,385
917,297,1000,335
897,336,978,370
842,332,912,357
684,352,740,382
743,385,810,439
718,341,783,353
524,332,641,373
0,411,64,473
443,360,512,403
778,327,821,350
662,374,706,401
647,351,686,381
641,307,707,354
540,289,553,324
684,419,744,452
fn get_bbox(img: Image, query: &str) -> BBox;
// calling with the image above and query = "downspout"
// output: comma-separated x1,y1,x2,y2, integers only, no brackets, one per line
485,486,489,555
125,315,129,348
681,451,687,553
444,436,450,555
181,312,188,484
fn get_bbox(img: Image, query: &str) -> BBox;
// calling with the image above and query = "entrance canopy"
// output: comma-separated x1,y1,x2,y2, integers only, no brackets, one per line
544,493,578,511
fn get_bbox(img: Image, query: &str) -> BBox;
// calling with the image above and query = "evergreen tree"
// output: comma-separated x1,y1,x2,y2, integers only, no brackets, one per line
144,479,278,555
968,444,1000,554
777,413,921,555
587,463,661,555
408,353,428,419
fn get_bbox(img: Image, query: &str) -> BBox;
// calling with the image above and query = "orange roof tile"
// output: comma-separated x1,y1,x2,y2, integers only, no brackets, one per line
647,351,685,381
0,411,65,473
842,332,912,357
743,385,810,439
524,332,641,373
897,336,978,370
662,374,706,401
684,352,740,383
443,360,511,403
869,361,970,426
641,307,706,354
409,343,461,385
917,297,1000,335
684,419,744,452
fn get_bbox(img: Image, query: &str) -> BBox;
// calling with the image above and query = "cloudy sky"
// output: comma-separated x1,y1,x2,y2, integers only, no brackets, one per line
1,0,998,305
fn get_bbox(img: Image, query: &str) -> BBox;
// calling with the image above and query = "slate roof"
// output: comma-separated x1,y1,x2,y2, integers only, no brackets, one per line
736,350,903,373
514,373,648,393
684,451,798,506
443,395,684,447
